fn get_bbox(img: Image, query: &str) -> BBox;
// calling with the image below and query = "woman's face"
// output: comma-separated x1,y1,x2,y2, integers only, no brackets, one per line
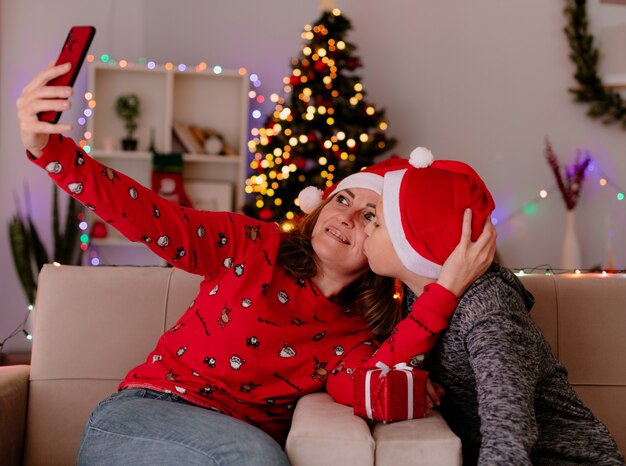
311,188,378,277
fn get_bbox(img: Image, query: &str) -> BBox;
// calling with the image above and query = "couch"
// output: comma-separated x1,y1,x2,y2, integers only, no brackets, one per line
0,265,624,465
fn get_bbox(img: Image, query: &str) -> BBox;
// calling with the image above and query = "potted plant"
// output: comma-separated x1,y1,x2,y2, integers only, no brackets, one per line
116,93,140,151
8,184,84,306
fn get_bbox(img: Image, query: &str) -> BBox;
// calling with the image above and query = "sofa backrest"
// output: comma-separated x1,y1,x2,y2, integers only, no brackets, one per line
24,265,201,466
24,266,625,465
523,273,626,455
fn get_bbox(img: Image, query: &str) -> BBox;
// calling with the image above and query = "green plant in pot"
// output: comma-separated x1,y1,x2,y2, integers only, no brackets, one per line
8,184,84,306
116,93,140,151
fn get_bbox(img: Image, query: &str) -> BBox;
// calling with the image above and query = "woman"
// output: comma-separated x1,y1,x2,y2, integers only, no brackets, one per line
17,63,495,466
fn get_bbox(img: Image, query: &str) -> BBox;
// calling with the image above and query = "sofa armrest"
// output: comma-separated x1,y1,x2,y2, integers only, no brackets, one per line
373,410,462,466
0,365,30,466
285,392,375,466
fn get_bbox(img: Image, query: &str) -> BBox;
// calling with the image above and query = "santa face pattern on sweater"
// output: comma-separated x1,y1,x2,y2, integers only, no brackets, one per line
138,210,374,426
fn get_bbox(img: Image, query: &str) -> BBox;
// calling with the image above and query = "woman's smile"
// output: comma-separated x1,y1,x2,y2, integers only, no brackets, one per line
325,226,350,245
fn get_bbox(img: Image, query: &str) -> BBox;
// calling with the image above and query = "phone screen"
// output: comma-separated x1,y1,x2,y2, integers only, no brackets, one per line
38,25,96,124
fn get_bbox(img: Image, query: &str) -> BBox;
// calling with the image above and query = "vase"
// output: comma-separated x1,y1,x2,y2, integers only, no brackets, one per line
561,210,582,270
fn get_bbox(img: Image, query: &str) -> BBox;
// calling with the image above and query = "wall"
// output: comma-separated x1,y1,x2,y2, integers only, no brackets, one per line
0,0,146,351
1,0,625,351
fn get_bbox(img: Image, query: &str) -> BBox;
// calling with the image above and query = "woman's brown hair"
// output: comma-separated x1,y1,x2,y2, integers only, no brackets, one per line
277,196,401,336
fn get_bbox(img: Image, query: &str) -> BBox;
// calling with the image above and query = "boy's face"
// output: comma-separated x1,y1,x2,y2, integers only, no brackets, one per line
363,196,405,278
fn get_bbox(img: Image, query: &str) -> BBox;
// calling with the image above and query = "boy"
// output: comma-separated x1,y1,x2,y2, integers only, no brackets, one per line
364,147,624,465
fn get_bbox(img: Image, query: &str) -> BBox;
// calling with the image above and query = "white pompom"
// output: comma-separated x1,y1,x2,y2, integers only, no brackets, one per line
409,147,434,168
297,186,324,213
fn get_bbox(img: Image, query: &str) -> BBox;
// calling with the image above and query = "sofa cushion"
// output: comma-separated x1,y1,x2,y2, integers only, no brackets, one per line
520,274,558,355
373,411,462,466
552,275,626,385
521,273,626,454
24,265,201,466
0,365,29,466
285,392,375,466
23,379,117,466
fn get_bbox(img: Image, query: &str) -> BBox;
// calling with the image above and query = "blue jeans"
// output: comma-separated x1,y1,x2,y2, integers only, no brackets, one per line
77,389,290,465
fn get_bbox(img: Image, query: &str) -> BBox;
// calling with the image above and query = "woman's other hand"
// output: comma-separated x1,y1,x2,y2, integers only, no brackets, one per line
16,63,74,157
437,208,497,297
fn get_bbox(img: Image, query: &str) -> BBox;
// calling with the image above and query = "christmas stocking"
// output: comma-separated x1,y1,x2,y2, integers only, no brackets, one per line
151,152,193,207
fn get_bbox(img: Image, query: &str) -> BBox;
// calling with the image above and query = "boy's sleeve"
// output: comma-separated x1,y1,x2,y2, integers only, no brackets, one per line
326,283,458,406
29,135,267,276
465,311,540,464
371,283,458,365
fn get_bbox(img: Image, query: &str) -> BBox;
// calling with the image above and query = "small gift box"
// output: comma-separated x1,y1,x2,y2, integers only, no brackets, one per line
353,362,427,423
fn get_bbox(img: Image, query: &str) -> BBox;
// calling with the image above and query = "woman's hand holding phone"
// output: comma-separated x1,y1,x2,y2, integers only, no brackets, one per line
16,63,75,158
17,25,94,158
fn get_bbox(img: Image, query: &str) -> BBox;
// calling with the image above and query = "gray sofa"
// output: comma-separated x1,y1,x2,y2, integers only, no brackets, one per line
0,265,624,465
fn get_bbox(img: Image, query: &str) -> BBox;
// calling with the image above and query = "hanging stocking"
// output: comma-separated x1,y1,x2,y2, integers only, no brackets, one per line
151,152,193,207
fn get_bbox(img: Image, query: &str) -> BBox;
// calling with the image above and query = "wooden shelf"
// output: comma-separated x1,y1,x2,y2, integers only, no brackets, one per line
604,74,626,90
91,150,243,164
84,62,249,266
90,237,143,247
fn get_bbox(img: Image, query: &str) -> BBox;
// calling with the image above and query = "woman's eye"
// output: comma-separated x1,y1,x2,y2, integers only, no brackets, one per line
336,194,349,206
364,212,376,223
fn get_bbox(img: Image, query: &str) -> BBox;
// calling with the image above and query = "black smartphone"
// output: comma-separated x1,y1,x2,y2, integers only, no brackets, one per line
38,25,96,124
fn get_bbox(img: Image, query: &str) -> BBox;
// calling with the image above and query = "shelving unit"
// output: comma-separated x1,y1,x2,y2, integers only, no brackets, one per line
85,62,249,265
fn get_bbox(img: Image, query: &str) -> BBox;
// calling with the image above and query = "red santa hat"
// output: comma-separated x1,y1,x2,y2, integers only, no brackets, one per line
297,157,409,214
382,147,495,279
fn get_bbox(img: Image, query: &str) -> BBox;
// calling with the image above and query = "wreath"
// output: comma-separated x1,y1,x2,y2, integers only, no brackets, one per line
564,0,626,129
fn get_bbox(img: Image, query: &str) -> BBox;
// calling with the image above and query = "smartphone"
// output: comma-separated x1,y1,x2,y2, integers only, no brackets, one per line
38,25,96,124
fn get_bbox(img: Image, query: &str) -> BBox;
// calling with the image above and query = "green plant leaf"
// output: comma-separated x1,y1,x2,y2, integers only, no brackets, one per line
62,195,82,264
27,216,49,272
8,216,36,304
8,183,85,306
564,0,626,130
52,185,62,260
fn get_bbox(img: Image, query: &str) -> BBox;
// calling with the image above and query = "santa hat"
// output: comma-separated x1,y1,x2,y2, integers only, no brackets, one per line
298,157,409,214
383,147,495,279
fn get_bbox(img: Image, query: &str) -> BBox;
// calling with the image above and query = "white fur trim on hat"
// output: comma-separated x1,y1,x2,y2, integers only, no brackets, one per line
409,147,434,169
382,169,442,279
331,172,384,196
297,186,324,214
298,171,384,214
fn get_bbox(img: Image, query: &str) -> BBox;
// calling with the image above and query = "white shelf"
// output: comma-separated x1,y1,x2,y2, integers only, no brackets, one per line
85,62,250,266
90,237,143,247
182,153,244,164
91,149,243,164
89,236,168,267
604,73,626,89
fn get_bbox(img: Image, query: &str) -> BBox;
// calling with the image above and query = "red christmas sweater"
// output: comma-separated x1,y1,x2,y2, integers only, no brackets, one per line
30,135,459,443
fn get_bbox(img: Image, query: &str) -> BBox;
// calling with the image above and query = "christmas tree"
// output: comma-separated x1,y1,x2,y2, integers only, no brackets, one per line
244,7,396,224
